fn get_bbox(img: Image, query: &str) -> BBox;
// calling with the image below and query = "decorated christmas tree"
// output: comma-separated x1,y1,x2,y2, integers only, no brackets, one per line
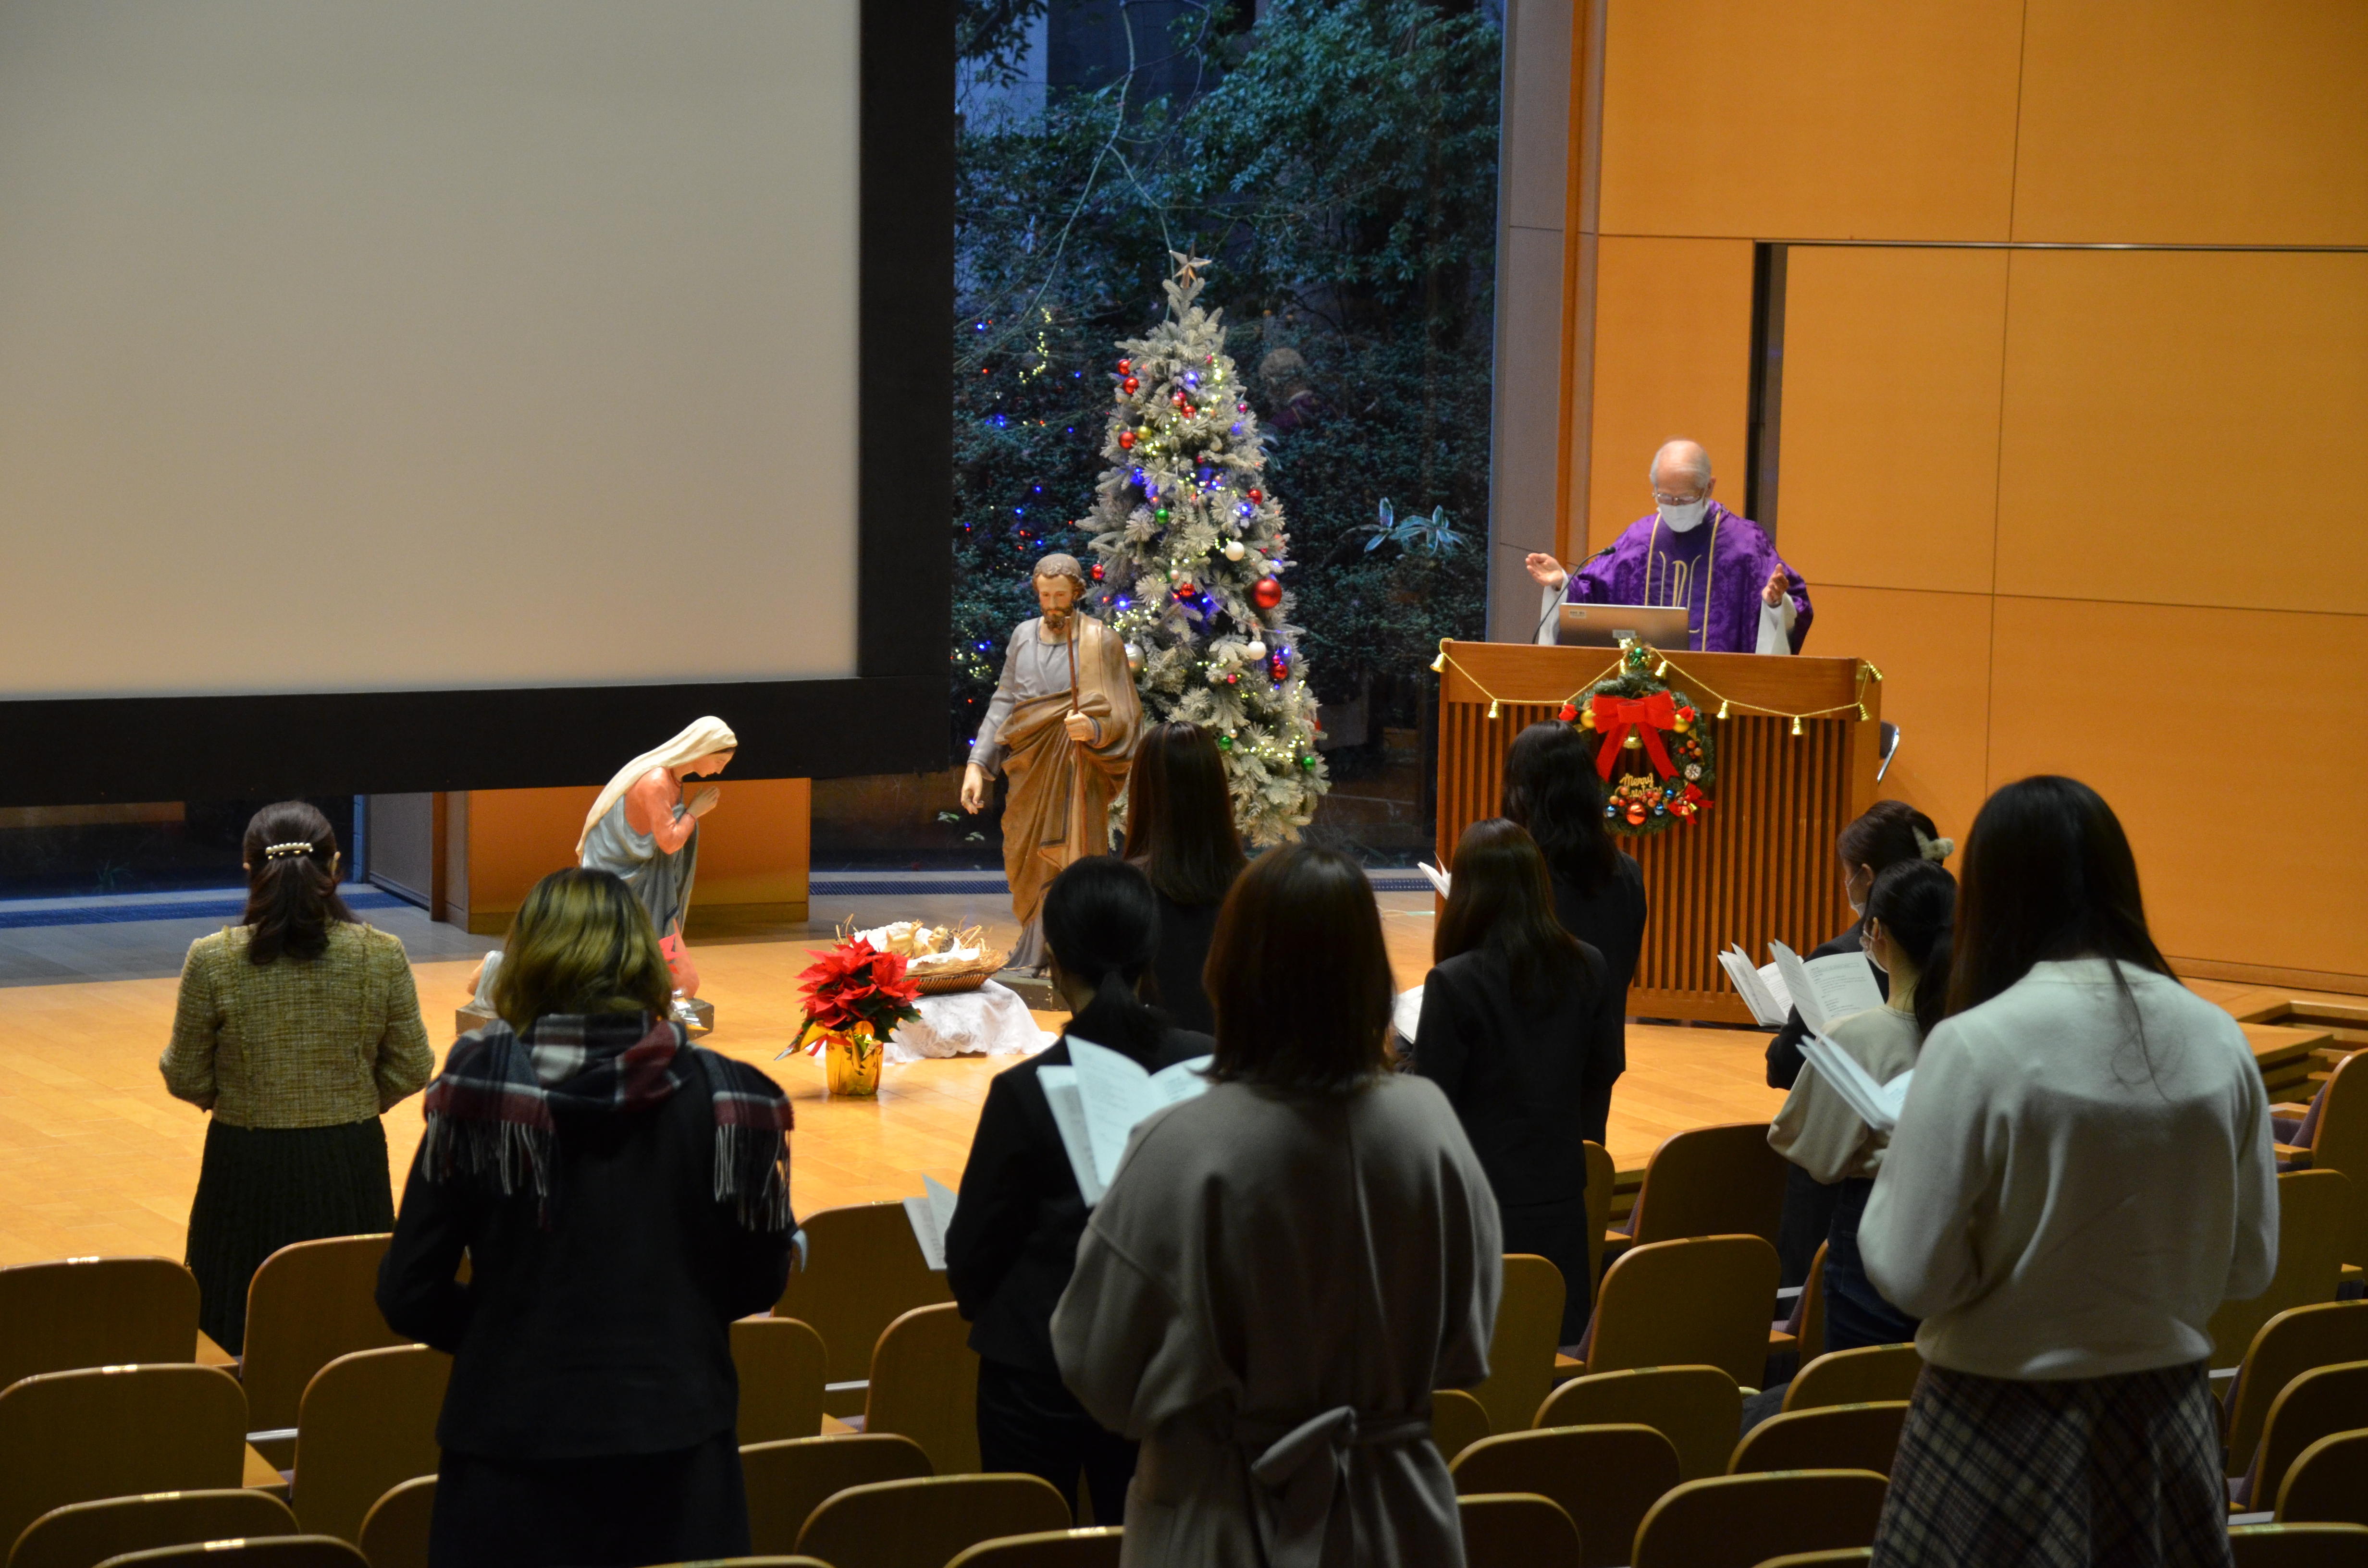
1086,255,1329,846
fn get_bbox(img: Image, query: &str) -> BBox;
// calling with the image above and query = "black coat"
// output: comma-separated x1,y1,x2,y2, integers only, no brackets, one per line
376,1051,794,1458
1550,852,1648,1016
1409,943,1622,1207
1764,926,1890,1088
1147,888,1227,1035
944,1019,1209,1374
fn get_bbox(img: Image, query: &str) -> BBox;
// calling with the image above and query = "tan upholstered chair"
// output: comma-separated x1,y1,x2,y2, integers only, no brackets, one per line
1456,1493,1582,1568
2249,1361,2368,1513
1467,1255,1566,1436
1582,1236,1781,1391
774,1203,953,1419
857,1304,980,1475
2207,1172,2351,1369
354,1477,434,1568
1533,1365,1741,1482
794,1474,1070,1568
0,1258,201,1396
738,1433,932,1557
2275,1430,2368,1527
1452,1424,1679,1568
1783,1344,1922,1413
2224,1303,2368,1481
1728,1402,1910,1476
9,1490,297,1568
1613,1124,1786,1256
2227,1520,2368,1565
732,1316,827,1443
941,1528,1125,1568
0,1365,249,1551
93,1540,364,1568
1430,1388,1490,1466
286,1348,448,1544
1628,1470,1888,1568
240,1238,407,1468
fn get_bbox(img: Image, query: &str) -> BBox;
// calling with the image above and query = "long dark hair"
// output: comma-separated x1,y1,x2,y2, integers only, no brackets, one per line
1865,859,1955,1038
1207,845,1394,1094
240,801,355,965
1042,856,1171,1063
1503,722,1620,893
1947,776,2171,1022
1435,819,1589,1006
1122,722,1247,907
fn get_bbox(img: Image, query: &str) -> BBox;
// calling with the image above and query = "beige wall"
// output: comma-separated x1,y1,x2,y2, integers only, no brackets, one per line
1567,0,2368,985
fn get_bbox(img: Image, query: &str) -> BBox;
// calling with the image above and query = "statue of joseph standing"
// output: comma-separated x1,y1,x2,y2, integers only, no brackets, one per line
961,553,1143,970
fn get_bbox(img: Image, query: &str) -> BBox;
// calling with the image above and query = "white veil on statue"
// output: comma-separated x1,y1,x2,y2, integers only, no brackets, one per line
576,716,739,856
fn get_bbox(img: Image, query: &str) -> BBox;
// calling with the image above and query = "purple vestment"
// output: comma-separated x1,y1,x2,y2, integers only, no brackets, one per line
1565,501,1812,653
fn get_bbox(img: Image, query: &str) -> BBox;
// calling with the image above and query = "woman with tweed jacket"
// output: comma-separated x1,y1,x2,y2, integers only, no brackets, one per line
160,800,433,1352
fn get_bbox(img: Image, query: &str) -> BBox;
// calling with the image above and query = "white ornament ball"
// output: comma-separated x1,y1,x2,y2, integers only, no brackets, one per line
1223,539,1246,561
1244,640,1268,662
1124,642,1145,674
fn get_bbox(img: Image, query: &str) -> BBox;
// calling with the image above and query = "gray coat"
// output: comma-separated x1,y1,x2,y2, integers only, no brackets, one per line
1051,1073,1504,1568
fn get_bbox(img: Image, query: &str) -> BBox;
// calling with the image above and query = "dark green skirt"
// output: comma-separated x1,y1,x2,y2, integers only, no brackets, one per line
185,1117,395,1354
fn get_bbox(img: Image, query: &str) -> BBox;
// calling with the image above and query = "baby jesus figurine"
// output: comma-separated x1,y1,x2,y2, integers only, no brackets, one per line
577,716,738,999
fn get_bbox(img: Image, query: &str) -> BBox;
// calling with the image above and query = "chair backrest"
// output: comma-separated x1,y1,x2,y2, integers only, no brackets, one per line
1468,1255,1566,1436
862,1304,980,1476
1783,1345,1923,1413
795,1475,1070,1568
9,1490,297,1568
739,1433,932,1557
0,1260,201,1398
2255,1360,2368,1513
1752,1554,1873,1568
2309,1055,2368,1268
1628,1125,1786,1249
942,1528,1125,1568
1584,1142,1616,1295
1629,1470,1889,1568
2226,1302,2368,1480
732,1316,827,1444
1796,1241,1828,1366
1533,1366,1742,1482
354,1477,434,1568
1729,1402,1910,1477
2229,1521,2368,1566
2209,1172,2352,1368
0,1365,248,1551
94,1540,366,1568
774,1203,953,1414
1588,1237,1781,1391
241,1238,406,1437
1456,1493,1582,1568
288,1347,450,1544
2274,1427,2368,1527
1452,1425,1679,1568
1431,1388,1491,1466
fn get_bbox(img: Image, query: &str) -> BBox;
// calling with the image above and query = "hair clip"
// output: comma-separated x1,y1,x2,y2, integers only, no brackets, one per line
263,841,314,859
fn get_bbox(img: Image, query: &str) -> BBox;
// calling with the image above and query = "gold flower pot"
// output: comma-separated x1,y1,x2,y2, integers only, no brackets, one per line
809,1022,882,1098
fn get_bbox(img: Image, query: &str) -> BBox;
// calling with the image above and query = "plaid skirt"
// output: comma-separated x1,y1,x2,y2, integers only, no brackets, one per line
1872,1361,2233,1568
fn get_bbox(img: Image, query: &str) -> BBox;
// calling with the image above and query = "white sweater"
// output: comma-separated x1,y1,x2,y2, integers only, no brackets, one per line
1859,960,2277,1380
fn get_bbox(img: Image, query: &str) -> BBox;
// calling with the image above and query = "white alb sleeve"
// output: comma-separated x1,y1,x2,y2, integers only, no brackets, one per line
1537,581,1563,646
1755,592,1798,656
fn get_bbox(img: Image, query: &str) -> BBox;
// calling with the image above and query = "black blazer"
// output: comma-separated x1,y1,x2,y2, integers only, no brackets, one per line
376,1051,794,1458
1147,888,1227,1035
1551,852,1648,1011
1410,943,1621,1208
1763,927,1890,1088
944,1017,1209,1374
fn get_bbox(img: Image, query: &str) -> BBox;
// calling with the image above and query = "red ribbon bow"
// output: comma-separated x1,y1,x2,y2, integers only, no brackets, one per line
1590,691,1678,778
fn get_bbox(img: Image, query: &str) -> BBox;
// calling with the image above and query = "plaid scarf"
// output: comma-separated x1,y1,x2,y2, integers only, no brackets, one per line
421,1011,792,1231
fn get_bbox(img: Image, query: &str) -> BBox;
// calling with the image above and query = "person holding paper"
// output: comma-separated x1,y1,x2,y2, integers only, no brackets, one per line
1768,860,1954,1353
1859,778,2275,1568
1503,722,1647,1037
945,858,1210,1521
1052,845,1502,1568
1121,722,1247,1034
1411,819,1622,1342
1764,800,1951,1287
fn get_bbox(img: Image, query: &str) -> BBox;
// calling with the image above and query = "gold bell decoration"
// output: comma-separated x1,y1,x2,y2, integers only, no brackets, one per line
1654,659,1671,678
1623,729,1641,749
1487,699,1501,721
1717,699,1730,721
1856,703,1870,721
1430,644,1448,674
1790,715,1805,737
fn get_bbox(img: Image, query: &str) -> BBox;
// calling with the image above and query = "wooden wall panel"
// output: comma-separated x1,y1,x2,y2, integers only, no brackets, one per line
1995,250,2368,616
1596,0,2022,242
1777,246,2007,594
1987,598,2368,981
1806,586,1993,845
2012,0,2368,245
1586,237,1754,552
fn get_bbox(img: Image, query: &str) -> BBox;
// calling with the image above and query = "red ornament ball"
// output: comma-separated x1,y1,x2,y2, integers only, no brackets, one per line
1251,576,1283,610
1117,430,1135,449
1248,489,1264,503
1122,376,1139,394
1091,563,1105,580
1118,358,1132,373
1173,580,1195,599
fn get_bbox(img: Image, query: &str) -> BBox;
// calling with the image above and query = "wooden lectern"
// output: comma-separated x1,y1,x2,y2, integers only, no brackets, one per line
1434,642,1884,1024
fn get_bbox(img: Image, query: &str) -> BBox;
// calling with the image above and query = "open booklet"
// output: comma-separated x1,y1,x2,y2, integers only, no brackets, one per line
1418,861,1451,898
1799,1031,1915,1134
902,1174,960,1272
1766,939,1886,1035
1036,1036,1215,1206
1716,946,1793,1027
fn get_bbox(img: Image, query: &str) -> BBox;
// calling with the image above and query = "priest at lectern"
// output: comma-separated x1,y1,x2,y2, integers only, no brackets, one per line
1527,438,1813,654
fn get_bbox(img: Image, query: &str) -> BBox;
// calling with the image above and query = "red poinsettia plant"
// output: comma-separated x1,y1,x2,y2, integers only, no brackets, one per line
796,937,922,1054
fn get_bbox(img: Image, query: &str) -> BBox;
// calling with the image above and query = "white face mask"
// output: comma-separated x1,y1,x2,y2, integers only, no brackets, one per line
1657,498,1709,533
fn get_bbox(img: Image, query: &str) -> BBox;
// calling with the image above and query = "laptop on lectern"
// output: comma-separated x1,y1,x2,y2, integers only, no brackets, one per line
1556,602,1694,649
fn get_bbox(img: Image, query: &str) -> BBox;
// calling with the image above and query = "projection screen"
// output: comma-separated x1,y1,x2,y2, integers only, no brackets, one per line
0,0,951,803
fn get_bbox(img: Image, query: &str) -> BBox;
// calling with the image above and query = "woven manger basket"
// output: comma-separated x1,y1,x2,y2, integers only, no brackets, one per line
909,950,1007,995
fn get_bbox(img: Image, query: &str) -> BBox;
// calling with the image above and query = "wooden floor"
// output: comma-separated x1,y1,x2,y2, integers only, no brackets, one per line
0,887,2346,1268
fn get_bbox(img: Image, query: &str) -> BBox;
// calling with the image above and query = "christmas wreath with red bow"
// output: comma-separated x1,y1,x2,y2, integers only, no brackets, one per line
1556,648,1716,836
